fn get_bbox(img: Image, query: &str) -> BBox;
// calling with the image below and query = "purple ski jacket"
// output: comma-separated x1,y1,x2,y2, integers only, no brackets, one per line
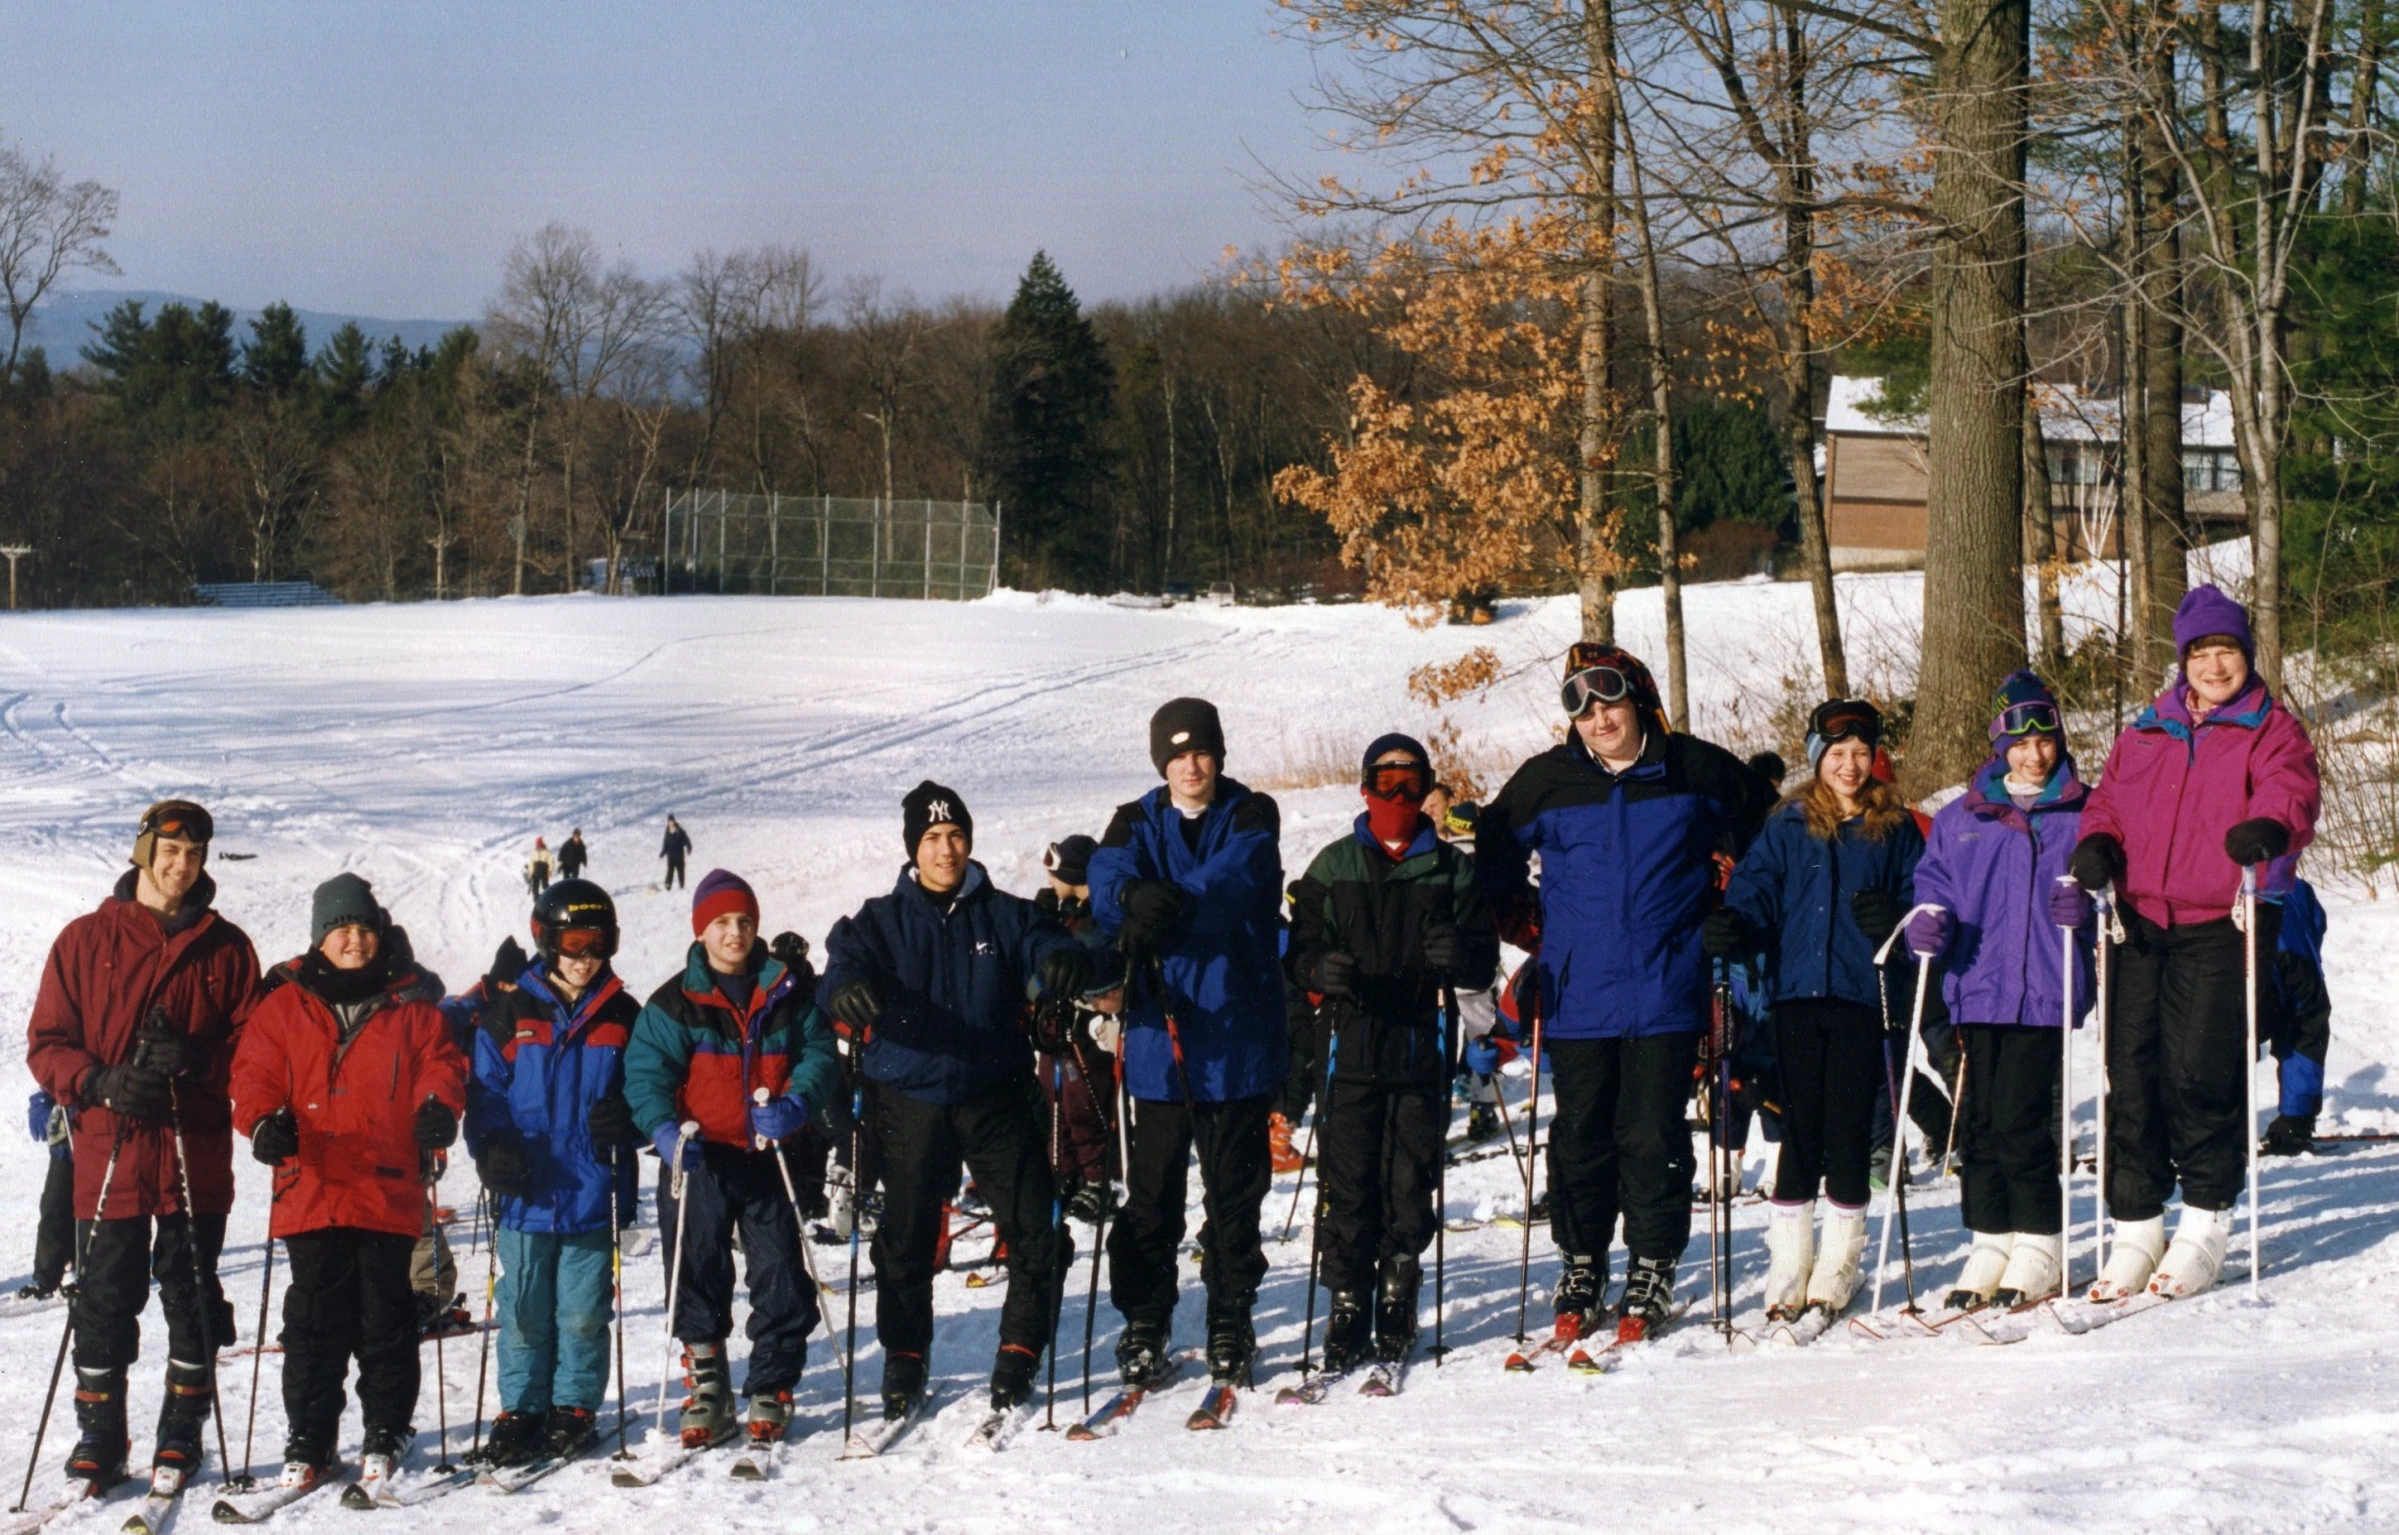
2080,676,2320,928
1913,757,2093,1029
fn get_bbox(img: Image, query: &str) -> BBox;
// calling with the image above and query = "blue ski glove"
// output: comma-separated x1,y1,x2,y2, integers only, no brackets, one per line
1462,1034,1500,1077
748,1093,809,1145
27,1090,54,1145
651,1121,703,1170
2047,878,2094,930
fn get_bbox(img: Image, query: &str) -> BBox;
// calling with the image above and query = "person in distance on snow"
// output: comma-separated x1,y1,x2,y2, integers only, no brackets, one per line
1708,698,1923,1325
1477,647,1775,1346
1902,673,2093,1311
1286,733,1499,1371
623,870,838,1449
456,879,644,1468
659,816,692,891
229,874,466,1491
557,829,589,881
27,800,260,1489
1088,697,1288,1390
1033,834,1123,1224
2072,585,2320,1300
525,838,554,897
819,784,1089,1422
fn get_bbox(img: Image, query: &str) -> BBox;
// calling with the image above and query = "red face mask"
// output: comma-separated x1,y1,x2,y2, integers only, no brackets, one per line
1363,763,1429,854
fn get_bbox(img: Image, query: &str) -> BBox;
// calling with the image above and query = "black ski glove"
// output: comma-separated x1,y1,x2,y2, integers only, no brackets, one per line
1116,880,1191,954
1311,950,1359,996
1421,924,1463,975
769,932,816,993
825,973,890,1036
1850,889,1903,947
476,1128,535,1197
1701,908,1752,960
85,1061,170,1121
2069,834,2124,892
250,1108,299,1166
135,1014,187,1079
413,1098,458,1150
1037,946,1095,1001
2224,817,2290,867
586,1093,644,1149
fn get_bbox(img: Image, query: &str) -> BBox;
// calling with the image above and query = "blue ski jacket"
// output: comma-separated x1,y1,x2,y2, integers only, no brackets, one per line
1721,801,1924,1012
456,963,640,1236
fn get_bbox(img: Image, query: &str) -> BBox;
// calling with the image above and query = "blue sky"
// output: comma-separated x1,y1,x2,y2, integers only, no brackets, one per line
1,1,1353,320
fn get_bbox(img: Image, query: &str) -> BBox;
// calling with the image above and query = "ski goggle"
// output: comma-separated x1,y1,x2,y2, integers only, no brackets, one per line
1807,699,1883,750
1560,665,1634,718
1993,700,2061,737
1365,760,1429,798
550,927,612,958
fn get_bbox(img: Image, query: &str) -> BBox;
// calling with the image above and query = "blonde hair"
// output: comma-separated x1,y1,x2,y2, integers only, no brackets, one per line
1790,775,1909,843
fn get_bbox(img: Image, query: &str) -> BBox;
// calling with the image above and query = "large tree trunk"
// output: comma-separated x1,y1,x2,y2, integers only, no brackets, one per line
2136,28,2189,676
1621,111,1687,729
2023,385,2063,669
1912,0,2032,792
1575,1,1619,644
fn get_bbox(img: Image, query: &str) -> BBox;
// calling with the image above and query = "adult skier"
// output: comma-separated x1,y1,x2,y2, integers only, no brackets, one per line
1902,673,2093,1309
623,871,838,1448
229,874,466,1490
1709,698,1923,1325
1477,647,1774,1347
26,800,259,1487
459,879,643,1466
1286,733,1499,1372
1088,697,1287,1395
2073,585,2320,1299
557,830,588,881
659,817,692,891
819,784,1085,1426
525,839,554,897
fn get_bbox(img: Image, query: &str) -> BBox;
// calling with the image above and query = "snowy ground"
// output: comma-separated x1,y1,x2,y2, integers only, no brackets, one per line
0,577,2393,1534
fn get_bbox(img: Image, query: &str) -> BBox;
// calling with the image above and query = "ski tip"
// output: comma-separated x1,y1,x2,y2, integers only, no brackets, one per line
208,1503,246,1526
1502,1352,1534,1372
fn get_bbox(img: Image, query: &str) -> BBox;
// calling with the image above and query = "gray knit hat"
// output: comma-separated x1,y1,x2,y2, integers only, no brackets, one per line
310,872,383,946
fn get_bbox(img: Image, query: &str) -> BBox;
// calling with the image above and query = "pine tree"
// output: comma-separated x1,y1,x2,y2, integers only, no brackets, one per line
241,302,310,393
985,252,1116,590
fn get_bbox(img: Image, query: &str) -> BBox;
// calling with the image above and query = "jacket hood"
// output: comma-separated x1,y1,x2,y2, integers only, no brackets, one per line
894,860,990,911
108,868,218,934
1962,752,2088,820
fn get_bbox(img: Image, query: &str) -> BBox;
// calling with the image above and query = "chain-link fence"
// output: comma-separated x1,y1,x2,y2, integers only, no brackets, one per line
660,489,1001,599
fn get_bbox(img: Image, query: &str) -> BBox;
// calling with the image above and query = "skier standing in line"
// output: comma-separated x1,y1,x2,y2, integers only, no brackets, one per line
229,874,465,1489
21,1089,74,1300
2072,585,2320,1299
1903,672,2093,1310
1707,698,1923,1326
819,783,1087,1426
1088,697,1288,1396
458,879,644,1466
2260,877,2333,1156
1032,834,1122,1222
27,800,259,1487
525,839,554,898
622,870,838,1448
556,830,588,882
1477,648,1774,1346
659,817,692,891
1285,733,1499,1373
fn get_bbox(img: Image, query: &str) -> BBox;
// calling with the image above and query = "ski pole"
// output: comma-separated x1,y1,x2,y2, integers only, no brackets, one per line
467,1190,499,1458
654,1121,700,1435
17,1114,129,1512
1434,986,1457,1366
2241,864,2262,1297
235,1229,273,1489
841,1077,864,1449
1509,1002,1544,1347
425,1179,454,1474
752,1092,837,1346
1868,910,1940,1315
1941,1046,1970,1179
1706,962,1729,1336
2094,887,2122,1271
1277,998,1326,1243
1081,1062,1125,1414
1294,1027,1338,1378
2057,878,2080,1292
609,1151,631,1461
1042,1058,1064,1430
163,1081,233,1485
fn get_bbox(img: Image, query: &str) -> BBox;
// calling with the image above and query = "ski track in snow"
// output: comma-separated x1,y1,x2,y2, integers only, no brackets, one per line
0,576,2391,1533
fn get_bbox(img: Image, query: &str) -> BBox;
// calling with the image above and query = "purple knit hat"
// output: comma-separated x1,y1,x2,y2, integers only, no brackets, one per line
2172,584,2254,661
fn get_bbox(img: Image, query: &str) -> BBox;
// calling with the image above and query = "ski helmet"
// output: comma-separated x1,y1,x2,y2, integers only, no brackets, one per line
531,878,618,960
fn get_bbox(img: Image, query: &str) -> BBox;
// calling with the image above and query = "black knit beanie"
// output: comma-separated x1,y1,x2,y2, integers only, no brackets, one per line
1149,697,1226,776
902,780,974,853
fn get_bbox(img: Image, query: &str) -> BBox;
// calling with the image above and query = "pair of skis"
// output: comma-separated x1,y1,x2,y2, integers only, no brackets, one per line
1063,1357,1242,1438
1274,1356,1407,1405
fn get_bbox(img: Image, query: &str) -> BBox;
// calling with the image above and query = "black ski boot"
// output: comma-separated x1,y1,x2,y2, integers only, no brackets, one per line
880,1350,928,1422
988,1343,1039,1411
65,1367,129,1487
473,1410,545,1468
1205,1306,1256,1386
1551,1254,1605,1341
2261,1114,2316,1157
1320,1291,1371,1373
1114,1319,1169,1388
1465,1101,1500,1144
1374,1254,1422,1363
1617,1254,1676,1339
540,1406,597,1460
151,1358,213,1477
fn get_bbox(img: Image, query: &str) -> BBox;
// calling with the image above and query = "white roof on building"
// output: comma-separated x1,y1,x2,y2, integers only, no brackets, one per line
1826,375,2233,448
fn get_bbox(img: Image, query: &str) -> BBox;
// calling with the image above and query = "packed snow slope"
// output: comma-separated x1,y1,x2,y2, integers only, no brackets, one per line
0,577,2394,1535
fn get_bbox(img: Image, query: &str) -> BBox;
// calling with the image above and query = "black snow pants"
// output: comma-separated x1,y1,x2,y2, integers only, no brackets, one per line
1544,1033,1698,1266
279,1227,418,1449
871,1079,1062,1365
657,1144,818,1396
2106,906,2277,1219
72,1213,230,1373
1955,1024,2062,1235
1316,1078,1445,1294
35,1151,74,1291
1109,1094,1272,1331
1771,1001,1886,1210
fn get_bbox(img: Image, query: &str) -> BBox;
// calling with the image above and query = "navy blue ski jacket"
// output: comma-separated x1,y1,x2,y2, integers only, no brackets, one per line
1088,777,1287,1103
1722,802,1924,1011
820,862,1078,1105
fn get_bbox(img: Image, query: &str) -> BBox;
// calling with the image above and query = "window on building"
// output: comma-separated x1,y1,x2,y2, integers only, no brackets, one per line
2182,449,2243,493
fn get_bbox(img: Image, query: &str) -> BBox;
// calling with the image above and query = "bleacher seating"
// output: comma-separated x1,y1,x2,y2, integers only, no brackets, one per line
192,582,344,609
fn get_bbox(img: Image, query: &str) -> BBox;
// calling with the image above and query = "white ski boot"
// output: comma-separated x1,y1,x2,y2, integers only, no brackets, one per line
1805,1203,1869,1314
2089,1214,2165,1301
1944,1231,2013,1311
1762,1200,1815,1320
1991,1232,2062,1307
2148,1205,2235,1298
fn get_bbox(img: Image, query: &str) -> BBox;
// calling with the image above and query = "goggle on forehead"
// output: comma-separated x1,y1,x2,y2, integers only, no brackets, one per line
1994,700,2061,737
1560,665,1633,718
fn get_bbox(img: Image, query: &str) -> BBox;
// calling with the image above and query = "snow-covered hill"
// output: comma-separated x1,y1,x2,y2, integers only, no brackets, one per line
0,581,2391,1534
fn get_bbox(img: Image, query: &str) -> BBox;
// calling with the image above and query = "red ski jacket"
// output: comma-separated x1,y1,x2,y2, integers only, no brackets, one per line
229,959,468,1240
25,872,260,1220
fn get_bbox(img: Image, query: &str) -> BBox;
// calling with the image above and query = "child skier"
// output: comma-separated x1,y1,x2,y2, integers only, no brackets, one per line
1904,672,2094,1309
1286,734,1498,1372
460,879,644,1467
2072,585,2321,1298
1708,698,1923,1325
1032,834,1119,1222
2261,877,2332,1155
623,870,839,1448
229,874,466,1491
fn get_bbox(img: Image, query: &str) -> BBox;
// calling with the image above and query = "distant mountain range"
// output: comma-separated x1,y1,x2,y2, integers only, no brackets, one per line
16,289,473,368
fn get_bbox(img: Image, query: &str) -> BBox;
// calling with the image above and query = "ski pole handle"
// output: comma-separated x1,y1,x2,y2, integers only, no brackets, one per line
1872,903,1944,968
